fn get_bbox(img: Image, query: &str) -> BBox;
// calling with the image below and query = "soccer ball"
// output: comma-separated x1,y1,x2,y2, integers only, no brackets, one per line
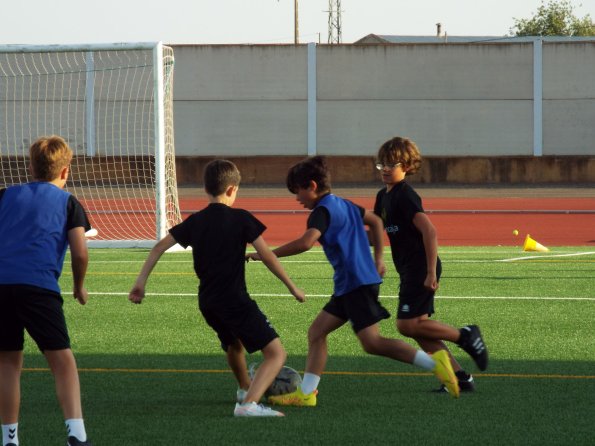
265,366,302,397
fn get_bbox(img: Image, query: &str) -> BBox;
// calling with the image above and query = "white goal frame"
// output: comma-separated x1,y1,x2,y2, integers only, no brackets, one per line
0,42,181,247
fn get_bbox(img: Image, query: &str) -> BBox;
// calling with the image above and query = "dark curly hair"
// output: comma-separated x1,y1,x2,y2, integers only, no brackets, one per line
286,156,331,194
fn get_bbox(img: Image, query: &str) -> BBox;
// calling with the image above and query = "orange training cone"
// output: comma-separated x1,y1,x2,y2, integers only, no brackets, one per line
523,234,549,252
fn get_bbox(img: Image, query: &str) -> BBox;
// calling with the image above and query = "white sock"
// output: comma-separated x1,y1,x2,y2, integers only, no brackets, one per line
300,373,321,395
413,350,436,371
65,419,87,442
2,423,18,446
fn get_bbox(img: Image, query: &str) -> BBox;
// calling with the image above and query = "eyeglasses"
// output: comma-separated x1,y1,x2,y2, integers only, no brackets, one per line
375,162,402,171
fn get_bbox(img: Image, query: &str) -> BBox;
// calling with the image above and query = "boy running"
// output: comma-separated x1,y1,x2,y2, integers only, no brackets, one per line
0,135,93,446
374,136,488,394
129,159,305,417
247,156,460,405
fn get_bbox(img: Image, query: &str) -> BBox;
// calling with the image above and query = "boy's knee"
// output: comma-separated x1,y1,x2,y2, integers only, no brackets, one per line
263,338,286,363
307,327,324,344
396,319,416,337
360,339,380,355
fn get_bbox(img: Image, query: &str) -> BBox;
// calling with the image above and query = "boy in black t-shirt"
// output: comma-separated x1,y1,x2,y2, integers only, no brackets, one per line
374,136,489,394
129,159,305,417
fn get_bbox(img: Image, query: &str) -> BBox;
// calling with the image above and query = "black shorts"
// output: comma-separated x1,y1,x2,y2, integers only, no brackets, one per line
200,297,278,354
322,284,390,333
397,261,442,319
0,284,71,351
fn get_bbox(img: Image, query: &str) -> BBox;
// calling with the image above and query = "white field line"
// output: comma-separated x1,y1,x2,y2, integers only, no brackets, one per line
499,251,595,262
69,291,595,301
89,260,330,263
82,249,595,264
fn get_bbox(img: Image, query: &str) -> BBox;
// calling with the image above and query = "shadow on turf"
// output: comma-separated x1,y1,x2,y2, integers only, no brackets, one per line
17,354,595,445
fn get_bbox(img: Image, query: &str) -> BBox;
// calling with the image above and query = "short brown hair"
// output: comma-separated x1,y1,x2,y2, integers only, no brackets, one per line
376,136,422,175
286,156,331,194
203,159,241,196
29,135,73,181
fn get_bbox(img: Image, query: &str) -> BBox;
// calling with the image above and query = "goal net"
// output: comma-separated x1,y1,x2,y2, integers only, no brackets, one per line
0,42,181,247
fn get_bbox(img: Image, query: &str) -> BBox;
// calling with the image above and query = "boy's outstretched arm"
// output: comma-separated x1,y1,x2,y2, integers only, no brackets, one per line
363,210,386,277
129,234,177,304
68,226,89,305
246,228,321,262
251,236,306,302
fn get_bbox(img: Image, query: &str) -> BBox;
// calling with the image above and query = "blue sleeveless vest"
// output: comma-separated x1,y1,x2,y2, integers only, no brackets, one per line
316,194,381,296
0,182,71,293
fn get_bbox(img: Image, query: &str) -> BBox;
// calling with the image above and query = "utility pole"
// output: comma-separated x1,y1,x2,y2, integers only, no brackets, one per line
327,0,342,44
294,0,299,44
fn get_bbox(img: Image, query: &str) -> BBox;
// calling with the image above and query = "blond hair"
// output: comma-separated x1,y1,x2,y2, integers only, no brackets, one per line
29,135,73,181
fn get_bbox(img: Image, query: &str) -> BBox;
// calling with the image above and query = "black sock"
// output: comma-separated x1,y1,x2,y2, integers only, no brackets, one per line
455,370,470,380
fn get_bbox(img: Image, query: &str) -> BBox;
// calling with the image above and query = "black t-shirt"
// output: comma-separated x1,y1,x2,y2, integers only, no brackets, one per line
169,203,266,308
374,181,430,274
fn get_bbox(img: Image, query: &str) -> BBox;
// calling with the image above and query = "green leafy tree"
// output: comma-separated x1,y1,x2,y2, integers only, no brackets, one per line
510,0,595,36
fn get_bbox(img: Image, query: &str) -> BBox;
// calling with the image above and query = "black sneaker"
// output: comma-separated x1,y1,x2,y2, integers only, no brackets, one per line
433,372,475,393
458,325,488,371
67,437,93,446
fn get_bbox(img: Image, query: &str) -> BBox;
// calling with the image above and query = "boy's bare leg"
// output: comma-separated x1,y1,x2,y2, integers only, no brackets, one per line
243,338,286,403
356,324,417,363
397,316,460,343
226,340,251,391
305,311,345,376
0,351,23,424
44,349,82,419
397,316,464,371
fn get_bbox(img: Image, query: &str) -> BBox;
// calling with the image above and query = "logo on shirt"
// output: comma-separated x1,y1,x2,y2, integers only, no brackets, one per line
386,225,399,234
400,304,410,313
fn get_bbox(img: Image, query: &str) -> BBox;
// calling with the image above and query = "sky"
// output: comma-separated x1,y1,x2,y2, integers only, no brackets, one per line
1,0,594,45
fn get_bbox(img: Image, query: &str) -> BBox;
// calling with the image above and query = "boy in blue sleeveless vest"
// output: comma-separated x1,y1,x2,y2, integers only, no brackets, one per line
374,136,488,395
129,159,305,417
0,136,93,446
247,156,460,406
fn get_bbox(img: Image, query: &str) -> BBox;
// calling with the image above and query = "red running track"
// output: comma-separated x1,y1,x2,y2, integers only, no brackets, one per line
179,196,595,247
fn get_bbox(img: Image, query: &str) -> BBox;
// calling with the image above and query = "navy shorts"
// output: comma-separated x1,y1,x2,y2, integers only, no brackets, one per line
200,297,278,354
322,284,390,333
0,284,71,351
397,260,442,319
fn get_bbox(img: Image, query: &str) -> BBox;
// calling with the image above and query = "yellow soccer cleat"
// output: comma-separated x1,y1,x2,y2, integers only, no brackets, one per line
267,388,318,407
431,350,460,399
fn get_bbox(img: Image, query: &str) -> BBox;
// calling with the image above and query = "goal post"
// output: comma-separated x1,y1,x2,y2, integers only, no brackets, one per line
0,42,182,247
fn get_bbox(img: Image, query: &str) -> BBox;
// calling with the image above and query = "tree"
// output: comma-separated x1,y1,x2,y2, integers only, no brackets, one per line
510,0,595,36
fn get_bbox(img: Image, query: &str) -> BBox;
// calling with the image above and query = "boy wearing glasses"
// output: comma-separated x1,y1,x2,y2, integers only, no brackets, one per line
374,136,489,395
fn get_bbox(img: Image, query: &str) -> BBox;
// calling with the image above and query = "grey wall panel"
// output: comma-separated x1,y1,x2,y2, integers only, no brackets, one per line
317,100,533,156
543,99,595,155
316,44,534,100
543,43,595,99
173,45,308,101
174,100,308,156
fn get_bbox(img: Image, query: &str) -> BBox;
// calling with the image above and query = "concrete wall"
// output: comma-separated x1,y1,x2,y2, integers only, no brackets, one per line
173,45,309,156
171,42,595,160
543,43,595,156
